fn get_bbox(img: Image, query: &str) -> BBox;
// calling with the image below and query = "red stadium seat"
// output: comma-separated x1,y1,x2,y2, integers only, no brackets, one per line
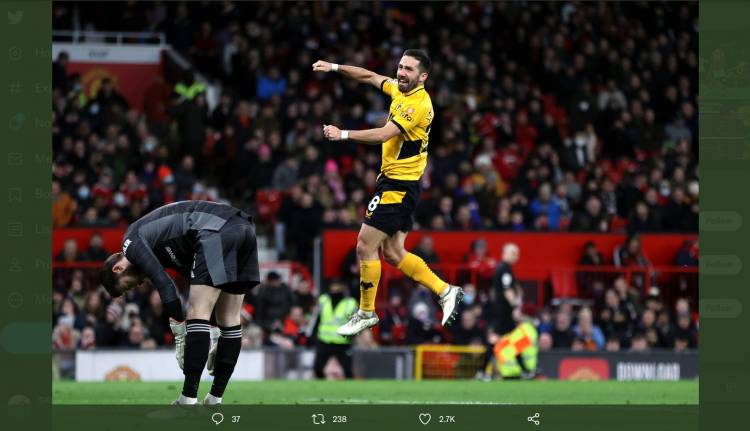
551,270,578,298
610,217,628,233
256,189,282,224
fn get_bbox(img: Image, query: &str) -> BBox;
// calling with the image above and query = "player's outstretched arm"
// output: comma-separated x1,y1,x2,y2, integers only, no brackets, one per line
312,60,390,89
322,122,401,144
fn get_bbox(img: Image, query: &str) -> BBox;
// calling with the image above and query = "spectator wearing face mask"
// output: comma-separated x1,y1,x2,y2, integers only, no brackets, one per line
460,284,477,310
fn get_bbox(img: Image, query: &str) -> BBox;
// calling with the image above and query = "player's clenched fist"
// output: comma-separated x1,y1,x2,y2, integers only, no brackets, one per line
323,124,342,140
312,60,333,72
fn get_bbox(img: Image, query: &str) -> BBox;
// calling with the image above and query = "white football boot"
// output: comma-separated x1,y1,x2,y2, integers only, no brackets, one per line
203,393,222,405
336,310,379,337
439,285,464,326
171,394,197,405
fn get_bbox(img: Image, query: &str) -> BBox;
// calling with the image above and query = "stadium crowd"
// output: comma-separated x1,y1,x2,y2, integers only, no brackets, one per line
52,231,698,355
52,1,698,354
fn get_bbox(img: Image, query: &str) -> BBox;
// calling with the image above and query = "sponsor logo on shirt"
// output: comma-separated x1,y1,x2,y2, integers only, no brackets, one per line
165,246,184,266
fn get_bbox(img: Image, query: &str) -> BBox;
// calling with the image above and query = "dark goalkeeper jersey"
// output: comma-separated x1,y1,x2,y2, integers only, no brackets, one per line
122,200,247,307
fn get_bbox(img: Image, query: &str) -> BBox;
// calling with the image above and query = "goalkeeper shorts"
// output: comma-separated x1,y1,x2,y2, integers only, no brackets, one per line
190,214,260,293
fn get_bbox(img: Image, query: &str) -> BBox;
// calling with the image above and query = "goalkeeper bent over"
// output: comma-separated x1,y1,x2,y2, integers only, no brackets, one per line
100,201,259,405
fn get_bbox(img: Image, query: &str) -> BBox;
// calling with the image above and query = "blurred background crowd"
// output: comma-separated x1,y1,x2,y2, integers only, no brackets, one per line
53,230,698,355
51,1,698,354
53,254,698,353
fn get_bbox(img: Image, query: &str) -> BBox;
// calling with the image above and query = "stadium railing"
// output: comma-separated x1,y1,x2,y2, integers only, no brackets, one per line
379,264,698,312
52,260,314,295
549,265,698,307
52,30,166,46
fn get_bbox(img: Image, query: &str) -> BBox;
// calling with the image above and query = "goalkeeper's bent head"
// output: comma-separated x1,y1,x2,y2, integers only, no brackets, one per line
100,252,145,298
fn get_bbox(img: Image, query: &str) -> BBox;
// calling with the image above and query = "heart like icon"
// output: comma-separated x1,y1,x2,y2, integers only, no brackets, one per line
419,413,432,425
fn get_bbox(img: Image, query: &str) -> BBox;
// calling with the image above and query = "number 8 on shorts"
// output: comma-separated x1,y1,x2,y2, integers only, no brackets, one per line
368,195,381,212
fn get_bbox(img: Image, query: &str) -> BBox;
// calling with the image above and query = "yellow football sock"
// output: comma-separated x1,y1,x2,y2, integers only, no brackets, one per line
397,252,449,296
358,259,381,312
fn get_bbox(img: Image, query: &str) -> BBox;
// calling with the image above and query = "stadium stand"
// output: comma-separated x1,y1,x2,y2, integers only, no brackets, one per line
51,1,698,356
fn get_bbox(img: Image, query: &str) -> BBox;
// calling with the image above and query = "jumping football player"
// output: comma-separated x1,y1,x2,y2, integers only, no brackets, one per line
312,49,463,337
100,200,259,405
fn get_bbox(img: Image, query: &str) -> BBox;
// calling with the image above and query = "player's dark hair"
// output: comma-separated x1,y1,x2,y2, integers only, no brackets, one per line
100,252,124,298
403,49,431,73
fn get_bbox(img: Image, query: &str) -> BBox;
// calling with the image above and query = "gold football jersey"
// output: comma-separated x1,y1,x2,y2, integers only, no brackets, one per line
379,79,434,181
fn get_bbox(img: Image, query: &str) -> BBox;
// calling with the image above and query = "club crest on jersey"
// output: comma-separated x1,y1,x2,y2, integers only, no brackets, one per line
407,107,414,114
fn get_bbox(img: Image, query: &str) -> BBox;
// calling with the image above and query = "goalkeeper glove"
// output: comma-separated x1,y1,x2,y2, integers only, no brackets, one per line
169,318,186,369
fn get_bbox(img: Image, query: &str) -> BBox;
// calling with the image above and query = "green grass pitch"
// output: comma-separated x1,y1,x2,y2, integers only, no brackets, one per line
53,380,698,405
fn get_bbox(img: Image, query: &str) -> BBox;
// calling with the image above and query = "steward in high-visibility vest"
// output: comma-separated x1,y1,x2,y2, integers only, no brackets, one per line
313,280,357,379
175,80,206,101
317,293,358,344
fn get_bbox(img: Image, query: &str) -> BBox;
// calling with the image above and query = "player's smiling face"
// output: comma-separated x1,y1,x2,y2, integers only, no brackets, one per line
397,56,427,93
